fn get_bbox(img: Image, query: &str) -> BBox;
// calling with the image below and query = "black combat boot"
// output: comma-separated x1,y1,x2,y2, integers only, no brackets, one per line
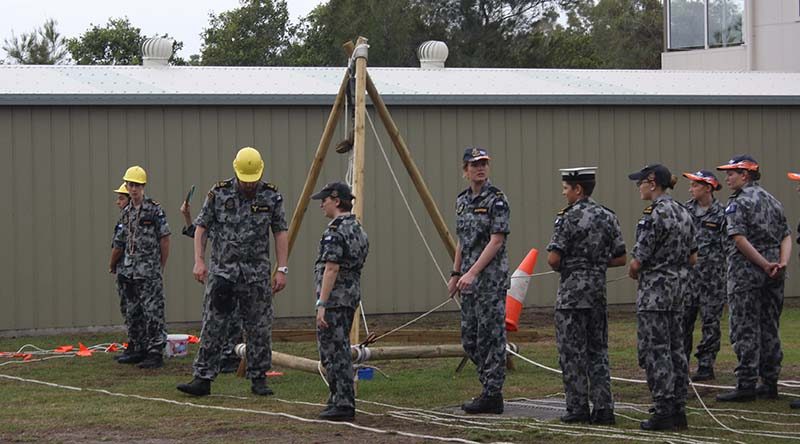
716,386,756,402
177,377,211,396
590,408,615,425
137,352,164,369
251,377,274,396
319,406,355,421
691,366,715,382
462,393,504,414
672,406,688,430
117,350,146,364
114,346,134,362
640,413,674,431
756,381,778,399
560,406,590,423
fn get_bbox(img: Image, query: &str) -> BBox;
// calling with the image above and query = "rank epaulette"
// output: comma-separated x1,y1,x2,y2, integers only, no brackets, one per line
643,205,654,215
329,218,343,231
488,185,504,196
265,182,278,191
215,179,233,189
557,205,571,216
144,197,160,206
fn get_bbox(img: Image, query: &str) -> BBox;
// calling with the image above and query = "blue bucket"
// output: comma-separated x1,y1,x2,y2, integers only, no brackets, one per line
357,367,374,380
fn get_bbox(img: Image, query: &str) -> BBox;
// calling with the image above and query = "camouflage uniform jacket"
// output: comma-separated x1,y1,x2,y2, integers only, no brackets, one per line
632,195,697,312
195,178,288,284
455,181,511,293
314,214,370,309
547,197,626,309
724,182,790,293
113,197,170,279
685,198,726,305
112,220,125,273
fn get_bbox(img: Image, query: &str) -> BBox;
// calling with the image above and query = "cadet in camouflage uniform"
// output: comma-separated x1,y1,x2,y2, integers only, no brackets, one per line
788,170,800,410
109,166,171,369
180,200,243,374
628,164,697,431
546,167,626,425
715,155,792,403
111,183,135,363
681,170,726,382
447,147,510,415
177,147,289,397
311,182,369,422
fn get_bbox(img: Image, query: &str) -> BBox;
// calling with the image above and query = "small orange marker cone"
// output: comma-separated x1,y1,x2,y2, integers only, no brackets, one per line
54,345,74,353
76,343,93,357
266,371,284,377
188,335,200,344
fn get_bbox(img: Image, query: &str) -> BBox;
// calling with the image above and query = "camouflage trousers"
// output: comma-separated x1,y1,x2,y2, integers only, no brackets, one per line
117,275,167,354
317,307,356,409
682,302,724,369
555,308,613,413
461,289,506,397
728,279,784,387
193,274,273,381
637,310,688,416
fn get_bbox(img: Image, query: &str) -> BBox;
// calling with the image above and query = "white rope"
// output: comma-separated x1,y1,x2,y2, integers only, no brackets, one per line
365,109,449,286
359,301,370,337
0,373,489,444
368,297,455,344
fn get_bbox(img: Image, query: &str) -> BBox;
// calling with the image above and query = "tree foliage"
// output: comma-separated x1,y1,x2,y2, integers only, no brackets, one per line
66,17,186,66
3,19,68,65
199,0,293,66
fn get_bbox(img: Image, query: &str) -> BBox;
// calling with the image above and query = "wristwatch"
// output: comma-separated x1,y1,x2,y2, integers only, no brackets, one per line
277,266,289,274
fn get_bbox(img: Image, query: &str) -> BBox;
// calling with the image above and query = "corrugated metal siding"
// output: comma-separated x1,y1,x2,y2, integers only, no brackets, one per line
0,105,798,331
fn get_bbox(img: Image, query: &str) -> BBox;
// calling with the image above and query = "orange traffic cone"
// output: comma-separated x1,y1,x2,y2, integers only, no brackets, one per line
505,248,538,332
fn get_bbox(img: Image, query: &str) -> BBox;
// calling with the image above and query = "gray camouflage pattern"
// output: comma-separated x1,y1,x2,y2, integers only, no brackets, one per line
633,194,695,415
195,178,288,284
723,182,789,387
317,307,356,409
547,197,625,413
112,197,170,354
193,275,273,380
682,198,726,369
314,214,369,309
456,181,510,397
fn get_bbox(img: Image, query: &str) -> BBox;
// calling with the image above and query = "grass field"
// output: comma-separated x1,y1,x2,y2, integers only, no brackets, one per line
1,303,800,443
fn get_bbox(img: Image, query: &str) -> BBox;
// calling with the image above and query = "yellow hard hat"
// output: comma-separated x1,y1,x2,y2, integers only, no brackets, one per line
123,165,147,184
233,147,264,182
114,183,129,195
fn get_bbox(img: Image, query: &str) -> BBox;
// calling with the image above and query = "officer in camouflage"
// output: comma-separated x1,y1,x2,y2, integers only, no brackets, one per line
716,155,792,403
788,169,800,410
179,200,243,374
547,167,626,425
109,166,171,370
311,182,369,422
447,147,510,415
680,169,726,382
628,164,697,431
177,147,289,397
111,183,135,363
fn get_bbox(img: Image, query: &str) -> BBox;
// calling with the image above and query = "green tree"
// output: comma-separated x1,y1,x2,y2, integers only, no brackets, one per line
3,18,68,64
200,0,293,66
586,0,663,69
67,17,187,66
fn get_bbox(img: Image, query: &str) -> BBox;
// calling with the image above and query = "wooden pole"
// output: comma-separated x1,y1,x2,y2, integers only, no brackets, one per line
364,76,457,260
284,72,349,257
349,36,368,347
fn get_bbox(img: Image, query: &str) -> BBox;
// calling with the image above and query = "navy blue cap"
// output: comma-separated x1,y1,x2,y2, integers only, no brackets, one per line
628,164,672,188
463,147,491,163
311,181,354,201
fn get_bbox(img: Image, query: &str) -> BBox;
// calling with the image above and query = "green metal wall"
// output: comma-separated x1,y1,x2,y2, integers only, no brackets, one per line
1,105,798,331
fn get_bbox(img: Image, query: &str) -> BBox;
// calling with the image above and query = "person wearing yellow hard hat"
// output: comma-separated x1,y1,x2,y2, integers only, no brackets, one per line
178,147,289,397
109,165,171,370
715,155,791,404
110,183,134,363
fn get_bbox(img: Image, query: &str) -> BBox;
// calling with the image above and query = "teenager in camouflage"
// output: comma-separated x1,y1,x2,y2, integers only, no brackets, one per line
788,169,800,410
110,183,135,363
715,155,792,403
177,147,289,397
311,182,369,422
547,167,626,425
109,166,171,370
628,164,697,431
680,169,726,383
447,147,510,415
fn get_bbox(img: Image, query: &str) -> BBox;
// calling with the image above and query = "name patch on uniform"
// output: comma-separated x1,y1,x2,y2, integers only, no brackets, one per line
225,198,236,210
473,207,488,214
140,219,154,226
251,205,270,213
725,203,737,214
702,221,720,230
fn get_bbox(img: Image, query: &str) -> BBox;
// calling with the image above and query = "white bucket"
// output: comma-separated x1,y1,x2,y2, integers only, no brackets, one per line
166,334,190,357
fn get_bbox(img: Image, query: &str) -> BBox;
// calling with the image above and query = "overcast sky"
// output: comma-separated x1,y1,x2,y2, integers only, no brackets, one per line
1,0,324,60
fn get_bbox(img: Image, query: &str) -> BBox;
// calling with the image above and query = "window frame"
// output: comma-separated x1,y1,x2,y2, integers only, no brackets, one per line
666,0,746,51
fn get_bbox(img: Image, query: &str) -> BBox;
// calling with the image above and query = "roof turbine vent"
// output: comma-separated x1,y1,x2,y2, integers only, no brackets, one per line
142,37,174,67
417,40,448,69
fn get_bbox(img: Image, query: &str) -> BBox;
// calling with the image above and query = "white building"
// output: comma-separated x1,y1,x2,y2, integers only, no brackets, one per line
662,0,800,71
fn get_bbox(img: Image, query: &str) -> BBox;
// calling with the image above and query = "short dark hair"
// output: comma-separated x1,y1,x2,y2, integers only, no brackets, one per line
338,199,353,212
566,180,596,197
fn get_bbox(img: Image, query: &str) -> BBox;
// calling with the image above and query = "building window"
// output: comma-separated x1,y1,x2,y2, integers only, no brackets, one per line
667,0,744,50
